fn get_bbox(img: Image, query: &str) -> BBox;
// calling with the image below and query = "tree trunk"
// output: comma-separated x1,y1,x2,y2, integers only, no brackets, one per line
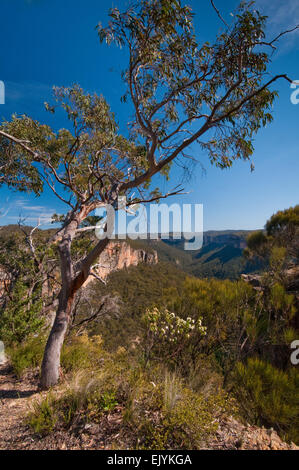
40,226,110,390
40,223,76,390
40,292,73,389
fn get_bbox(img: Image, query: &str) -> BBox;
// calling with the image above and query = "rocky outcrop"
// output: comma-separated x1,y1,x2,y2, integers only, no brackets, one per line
285,265,299,292
207,416,298,450
84,241,158,285
241,273,263,289
242,266,299,293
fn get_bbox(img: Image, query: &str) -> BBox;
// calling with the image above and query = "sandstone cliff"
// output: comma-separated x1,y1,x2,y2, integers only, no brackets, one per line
84,241,158,285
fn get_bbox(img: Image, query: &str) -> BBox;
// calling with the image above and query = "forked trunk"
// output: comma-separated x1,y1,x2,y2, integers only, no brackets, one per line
40,227,110,390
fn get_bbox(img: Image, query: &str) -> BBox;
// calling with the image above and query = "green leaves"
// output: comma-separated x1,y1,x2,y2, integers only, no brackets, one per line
0,279,44,345
0,1,292,220
0,119,43,194
232,358,299,443
0,83,150,205
246,205,299,268
44,102,55,114
266,205,299,237
96,0,285,174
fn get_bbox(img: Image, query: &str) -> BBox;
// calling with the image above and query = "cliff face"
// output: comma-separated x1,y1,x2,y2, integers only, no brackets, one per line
85,241,158,284
1,242,158,293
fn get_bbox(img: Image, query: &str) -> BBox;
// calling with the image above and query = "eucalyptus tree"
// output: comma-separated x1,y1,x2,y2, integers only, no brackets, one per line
245,205,299,266
0,0,296,389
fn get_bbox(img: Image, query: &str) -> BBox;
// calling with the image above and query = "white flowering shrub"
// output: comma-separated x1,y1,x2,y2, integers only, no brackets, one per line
142,307,207,365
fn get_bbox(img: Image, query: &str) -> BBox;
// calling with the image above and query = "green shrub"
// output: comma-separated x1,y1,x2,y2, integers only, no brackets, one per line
232,358,299,444
118,362,235,450
28,395,57,436
97,391,118,412
61,333,104,372
7,331,104,378
141,307,206,367
58,384,118,426
136,379,235,450
8,335,46,377
164,277,297,376
0,280,44,345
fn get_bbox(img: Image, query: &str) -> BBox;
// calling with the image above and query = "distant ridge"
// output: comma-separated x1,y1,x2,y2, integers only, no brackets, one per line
0,225,261,280
125,230,262,280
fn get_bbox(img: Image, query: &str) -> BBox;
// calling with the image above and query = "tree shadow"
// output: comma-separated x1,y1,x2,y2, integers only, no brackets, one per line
0,364,38,399
0,389,37,399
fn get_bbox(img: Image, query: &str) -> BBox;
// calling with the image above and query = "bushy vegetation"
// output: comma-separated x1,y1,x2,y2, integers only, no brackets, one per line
28,395,57,436
84,262,187,350
6,263,299,446
167,277,296,372
2,206,299,447
142,306,207,368
245,204,299,271
62,262,298,444
61,333,104,372
27,335,235,449
233,358,299,444
0,280,44,345
7,332,105,378
8,335,46,377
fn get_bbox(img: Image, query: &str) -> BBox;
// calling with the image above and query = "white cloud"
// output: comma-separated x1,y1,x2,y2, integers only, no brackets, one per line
6,215,53,221
4,81,52,106
17,204,51,212
255,0,299,52
0,198,57,225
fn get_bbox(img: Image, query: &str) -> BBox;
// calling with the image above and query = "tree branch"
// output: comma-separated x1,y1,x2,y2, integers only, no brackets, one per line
210,0,229,29
0,130,39,158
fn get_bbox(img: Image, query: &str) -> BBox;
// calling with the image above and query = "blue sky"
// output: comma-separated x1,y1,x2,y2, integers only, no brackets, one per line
0,0,298,231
